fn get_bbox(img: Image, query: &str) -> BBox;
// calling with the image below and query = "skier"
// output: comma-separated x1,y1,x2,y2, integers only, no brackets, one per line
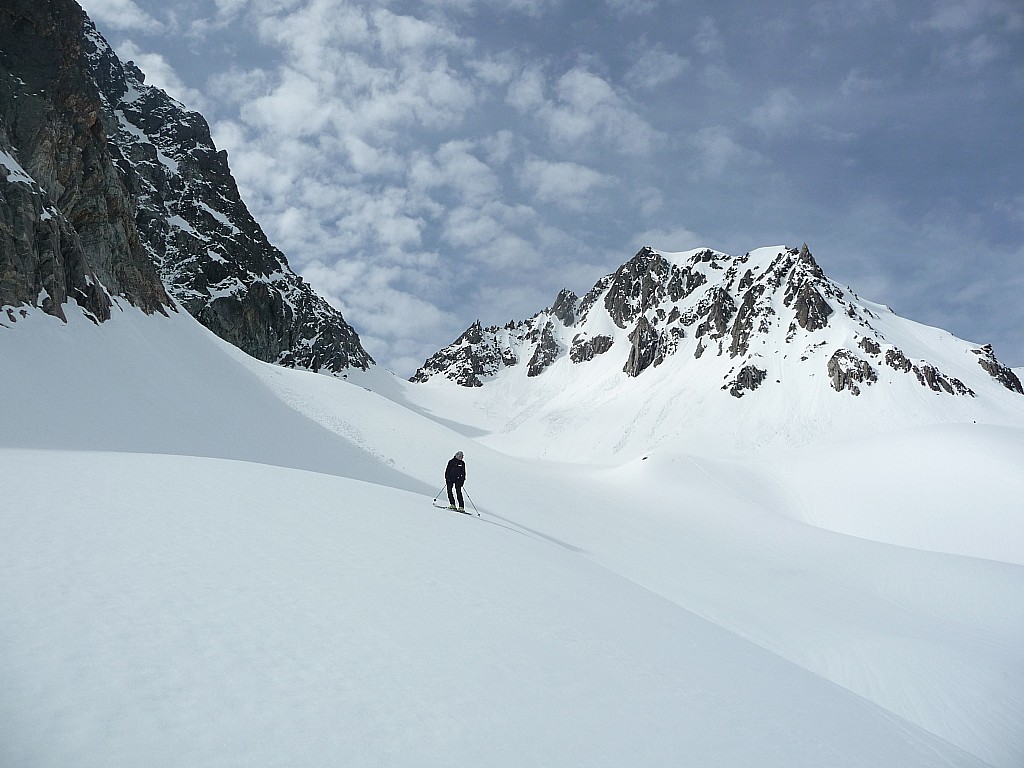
445,450,466,511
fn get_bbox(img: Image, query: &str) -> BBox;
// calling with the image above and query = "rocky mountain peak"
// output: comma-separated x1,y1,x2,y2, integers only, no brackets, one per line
412,244,1022,405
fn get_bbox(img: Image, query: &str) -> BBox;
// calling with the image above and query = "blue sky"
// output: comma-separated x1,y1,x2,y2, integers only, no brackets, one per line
79,0,1024,375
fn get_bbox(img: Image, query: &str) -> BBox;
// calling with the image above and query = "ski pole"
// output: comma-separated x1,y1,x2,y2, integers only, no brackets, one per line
433,485,446,503
464,489,481,516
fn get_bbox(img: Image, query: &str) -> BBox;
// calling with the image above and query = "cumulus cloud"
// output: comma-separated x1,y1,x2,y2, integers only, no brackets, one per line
409,141,502,205
606,0,659,17
96,0,1024,372
921,0,1022,33
302,257,454,365
693,16,725,57
442,203,544,269
509,65,661,155
749,88,800,137
519,158,615,211
79,0,164,33
689,127,765,179
918,0,1022,72
631,225,705,254
624,43,691,91
113,40,207,110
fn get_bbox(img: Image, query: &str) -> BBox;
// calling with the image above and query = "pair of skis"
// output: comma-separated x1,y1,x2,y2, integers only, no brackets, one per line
432,486,480,517
432,501,480,517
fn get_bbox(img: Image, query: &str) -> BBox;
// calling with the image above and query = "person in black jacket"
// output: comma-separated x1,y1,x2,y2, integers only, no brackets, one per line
445,451,466,511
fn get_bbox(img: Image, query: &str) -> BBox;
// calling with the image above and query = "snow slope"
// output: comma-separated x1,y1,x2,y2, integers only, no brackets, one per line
410,245,1024,461
2,306,1023,767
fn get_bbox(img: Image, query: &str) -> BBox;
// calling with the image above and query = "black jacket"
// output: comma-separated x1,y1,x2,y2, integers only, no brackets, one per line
445,457,466,484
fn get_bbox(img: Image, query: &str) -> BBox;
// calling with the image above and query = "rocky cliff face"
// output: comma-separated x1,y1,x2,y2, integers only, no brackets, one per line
80,19,371,373
0,0,171,322
1,0,371,374
412,244,1023,399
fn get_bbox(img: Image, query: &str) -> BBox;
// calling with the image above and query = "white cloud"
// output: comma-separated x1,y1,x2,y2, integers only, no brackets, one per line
302,258,453,356
839,69,886,97
512,66,661,155
243,67,330,138
371,8,466,55
919,0,1022,71
936,33,1004,72
506,66,547,111
693,16,724,57
749,88,800,137
997,193,1024,225
625,44,691,90
113,40,207,110
79,0,163,33
419,0,559,17
635,186,664,218
409,141,502,204
519,158,615,211
442,203,542,270
632,225,704,254
921,0,1014,33
689,126,765,179
606,0,659,17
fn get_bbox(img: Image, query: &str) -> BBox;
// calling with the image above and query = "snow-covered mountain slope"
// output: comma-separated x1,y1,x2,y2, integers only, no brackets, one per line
412,245,1024,459
0,306,404,489
81,9,371,374
3,305,1023,767
3,449,1002,768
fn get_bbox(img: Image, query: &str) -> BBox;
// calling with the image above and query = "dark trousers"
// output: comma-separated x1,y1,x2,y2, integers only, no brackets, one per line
447,481,464,508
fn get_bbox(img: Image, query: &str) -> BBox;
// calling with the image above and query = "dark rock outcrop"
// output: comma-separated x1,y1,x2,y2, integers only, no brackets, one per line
623,315,660,377
858,337,882,355
0,0,171,321
726,364,767,398
827,350,877,395
972,344,1023,394
549,289,577,326
80,17,371,373
785,247,832,331
605,247,669,328
411,320,491,387
527,320,560,377
912,364,973,396
885,348,913,372
570,333,613,363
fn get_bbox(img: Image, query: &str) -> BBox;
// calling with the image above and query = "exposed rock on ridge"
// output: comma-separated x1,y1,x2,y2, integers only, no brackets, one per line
0,0,171,322
412,243,1022,402
1,0,370,374
80,17,371,373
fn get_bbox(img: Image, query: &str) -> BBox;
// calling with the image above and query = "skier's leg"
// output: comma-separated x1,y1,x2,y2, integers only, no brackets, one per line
447,481,457,507
455,483,464,509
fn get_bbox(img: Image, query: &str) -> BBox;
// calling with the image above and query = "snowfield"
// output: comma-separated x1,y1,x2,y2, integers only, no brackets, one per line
2,306,1023,767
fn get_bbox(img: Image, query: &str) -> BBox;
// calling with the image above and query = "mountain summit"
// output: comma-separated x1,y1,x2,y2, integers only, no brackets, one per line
414,244,1021,397
412,244,1022,455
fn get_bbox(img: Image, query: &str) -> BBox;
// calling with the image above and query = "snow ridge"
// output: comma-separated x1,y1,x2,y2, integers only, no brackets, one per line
414,244,1021,399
